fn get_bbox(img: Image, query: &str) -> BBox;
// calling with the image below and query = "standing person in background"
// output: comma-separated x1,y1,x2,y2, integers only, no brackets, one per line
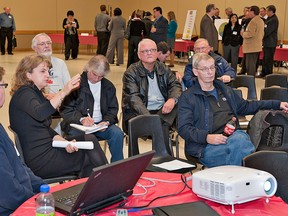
241,6,264,77
167,11,178,68
225,7,233,18
127,10,147,68
94,5,110,56
200,4,218,53
0,6,16,55
106,8,126,66
62,10,79,60
222,14,243,71
259,7,268,20
213,8,221,20
150,6,168,45
0,66,44,215
259,5,279,78
142,11,153,38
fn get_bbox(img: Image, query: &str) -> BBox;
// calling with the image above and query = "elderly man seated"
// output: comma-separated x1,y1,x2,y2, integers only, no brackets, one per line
122,39,182,145
183,38,236,88
178,53,288,168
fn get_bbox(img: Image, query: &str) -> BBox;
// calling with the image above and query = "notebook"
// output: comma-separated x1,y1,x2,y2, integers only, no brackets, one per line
53,151,155,216
153,201,220,216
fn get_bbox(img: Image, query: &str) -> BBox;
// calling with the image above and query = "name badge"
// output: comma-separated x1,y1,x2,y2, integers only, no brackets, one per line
232,31,237,35
8,15,12,19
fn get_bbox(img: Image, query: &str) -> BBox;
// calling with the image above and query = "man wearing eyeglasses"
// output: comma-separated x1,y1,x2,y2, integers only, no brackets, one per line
122,38,182,145
32,33,71,99
183,38,236,88
32,33,71,134
178,53,288,168
0,66,44,215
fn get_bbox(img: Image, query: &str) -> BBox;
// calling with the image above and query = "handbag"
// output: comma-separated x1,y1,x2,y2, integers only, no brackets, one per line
12,36,17,48
124,20,131,40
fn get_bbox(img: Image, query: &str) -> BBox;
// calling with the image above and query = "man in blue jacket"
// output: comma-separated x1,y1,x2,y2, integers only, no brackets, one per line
178,53,288,168
0,66,44,215
183,38,236,88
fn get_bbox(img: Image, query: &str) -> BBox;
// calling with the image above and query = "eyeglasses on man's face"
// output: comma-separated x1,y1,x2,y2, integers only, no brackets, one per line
139,49,157,55
195,65,216,72
37,41,52,47
194,46,209,53
0,83,8,88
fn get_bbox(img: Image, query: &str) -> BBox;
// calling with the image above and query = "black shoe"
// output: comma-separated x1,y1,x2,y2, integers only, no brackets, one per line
116,63,120,66
65,57,69,60
168,64,174,68
256,73,266,78
1,53,4,55
8,53,13,55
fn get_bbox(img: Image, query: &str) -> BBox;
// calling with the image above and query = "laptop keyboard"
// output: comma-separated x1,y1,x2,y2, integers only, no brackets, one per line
56,193,79,206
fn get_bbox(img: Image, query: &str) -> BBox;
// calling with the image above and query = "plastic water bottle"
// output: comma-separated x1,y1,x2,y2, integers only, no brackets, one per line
223,117,236,137
36,184,55,216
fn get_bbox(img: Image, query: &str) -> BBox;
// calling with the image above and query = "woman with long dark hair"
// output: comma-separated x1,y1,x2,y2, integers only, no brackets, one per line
222,13,243,71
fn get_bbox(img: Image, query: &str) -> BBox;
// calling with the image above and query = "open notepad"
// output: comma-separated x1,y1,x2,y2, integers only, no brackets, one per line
70,123,108,134
52,140,94,149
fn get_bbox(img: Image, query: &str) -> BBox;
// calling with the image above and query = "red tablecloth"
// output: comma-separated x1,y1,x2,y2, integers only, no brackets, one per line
174,39,194,53
238,46,288,61
12,172,288,216
49,34,98,45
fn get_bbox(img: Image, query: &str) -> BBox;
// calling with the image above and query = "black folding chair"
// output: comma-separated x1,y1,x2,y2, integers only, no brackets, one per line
128,115,196,173
260,87,288,102
243,150,288,203
265,74,288,88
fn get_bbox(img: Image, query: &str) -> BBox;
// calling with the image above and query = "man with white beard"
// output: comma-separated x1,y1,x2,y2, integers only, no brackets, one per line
32,33,71,99
32,33,71,134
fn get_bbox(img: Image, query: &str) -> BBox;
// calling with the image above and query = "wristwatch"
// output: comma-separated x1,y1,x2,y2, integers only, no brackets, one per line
173,97,178,104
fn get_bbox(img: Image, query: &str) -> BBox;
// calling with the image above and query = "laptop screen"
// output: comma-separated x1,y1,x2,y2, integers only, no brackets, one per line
53,151,155,215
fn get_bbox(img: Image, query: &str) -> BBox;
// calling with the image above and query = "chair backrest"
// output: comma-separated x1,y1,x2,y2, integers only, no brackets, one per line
232,75,257,100
243,150,288,203
265,74,288,88
128,115,171,157
260,87,288,102
8,126,26,164
247,110,288,151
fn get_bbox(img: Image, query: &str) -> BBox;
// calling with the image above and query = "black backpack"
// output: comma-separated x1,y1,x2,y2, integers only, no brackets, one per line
247,110,288,151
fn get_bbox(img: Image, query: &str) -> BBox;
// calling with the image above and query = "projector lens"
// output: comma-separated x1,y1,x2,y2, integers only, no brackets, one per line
264,180,272,192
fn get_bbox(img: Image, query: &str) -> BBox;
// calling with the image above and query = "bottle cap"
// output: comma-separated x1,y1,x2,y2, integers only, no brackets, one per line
40,184,50,193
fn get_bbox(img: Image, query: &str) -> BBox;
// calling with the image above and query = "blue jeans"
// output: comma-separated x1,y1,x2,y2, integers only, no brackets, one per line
200,130,255,168
68,125,124,163
94,125,124,163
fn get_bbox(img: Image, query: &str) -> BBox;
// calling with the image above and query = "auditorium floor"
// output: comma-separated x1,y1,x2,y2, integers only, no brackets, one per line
1,50,288,162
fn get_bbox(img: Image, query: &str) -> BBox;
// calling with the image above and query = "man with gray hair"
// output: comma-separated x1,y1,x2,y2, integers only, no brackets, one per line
60,55,124,163
0,6,16,55
122,38,181,146
32,33,71,98
178,53,288,168
225,7,233,18
200,4,218,53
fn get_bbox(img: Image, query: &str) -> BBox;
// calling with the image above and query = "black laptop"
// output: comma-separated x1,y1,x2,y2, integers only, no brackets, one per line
53,151,155,216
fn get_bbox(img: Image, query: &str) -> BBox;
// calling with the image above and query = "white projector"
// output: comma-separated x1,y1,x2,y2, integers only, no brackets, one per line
192,166,277,214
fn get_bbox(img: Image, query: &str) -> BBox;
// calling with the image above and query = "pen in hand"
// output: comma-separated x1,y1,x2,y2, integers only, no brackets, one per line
86,109,96,126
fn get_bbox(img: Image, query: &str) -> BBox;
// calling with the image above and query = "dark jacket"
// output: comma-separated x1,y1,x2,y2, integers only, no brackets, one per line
200,14,218,51
183,51,236,88
0,124,43,215
178,79,281,158
60,72,119,134
122,61,182,128
150,15,168,44
263,14,279,47
62,18,79,44
222,24,243,46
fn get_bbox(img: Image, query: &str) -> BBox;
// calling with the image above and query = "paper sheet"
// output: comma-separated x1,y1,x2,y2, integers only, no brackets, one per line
52,140,94,149
152,160,195,171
